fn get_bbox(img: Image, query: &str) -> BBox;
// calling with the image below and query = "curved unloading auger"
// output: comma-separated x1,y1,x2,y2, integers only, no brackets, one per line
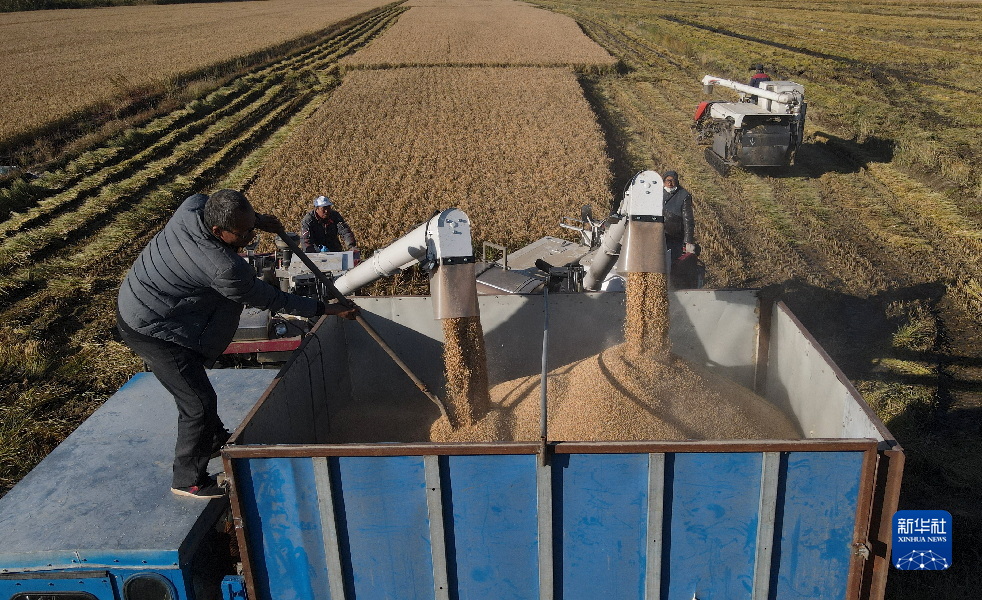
332,208,477,319
332,208,483,432
701,75,803,107
582,171,665,290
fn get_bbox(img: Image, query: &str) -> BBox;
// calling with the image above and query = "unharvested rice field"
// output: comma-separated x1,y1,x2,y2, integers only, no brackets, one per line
245,66,612,250
0,0,980,597
341,0,617,67
0,0,392,145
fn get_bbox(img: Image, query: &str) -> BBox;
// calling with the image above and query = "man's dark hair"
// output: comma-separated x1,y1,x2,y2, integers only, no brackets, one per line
204,189,251,230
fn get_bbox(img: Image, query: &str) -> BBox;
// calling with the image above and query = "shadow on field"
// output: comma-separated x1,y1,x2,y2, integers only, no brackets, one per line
735,132,897,180
802,132,896,175
762,277,982,598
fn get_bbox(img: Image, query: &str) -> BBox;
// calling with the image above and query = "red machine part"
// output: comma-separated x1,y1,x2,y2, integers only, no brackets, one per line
223,337,303,354
693,101,712,121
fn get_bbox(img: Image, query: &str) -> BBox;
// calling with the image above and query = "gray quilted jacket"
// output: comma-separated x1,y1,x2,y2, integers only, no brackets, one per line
117,194,318,359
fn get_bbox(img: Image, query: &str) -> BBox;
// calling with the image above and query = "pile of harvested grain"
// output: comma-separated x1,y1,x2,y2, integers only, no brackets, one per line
431,272,800,442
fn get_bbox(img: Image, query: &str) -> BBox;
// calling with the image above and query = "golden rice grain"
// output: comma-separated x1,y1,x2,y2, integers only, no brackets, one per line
441,315,492,428
431,271,800,442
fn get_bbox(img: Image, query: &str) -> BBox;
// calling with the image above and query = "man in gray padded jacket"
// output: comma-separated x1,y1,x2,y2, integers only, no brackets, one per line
117,189,357,499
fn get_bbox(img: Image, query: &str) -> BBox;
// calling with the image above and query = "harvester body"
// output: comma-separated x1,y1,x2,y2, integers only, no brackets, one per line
695,75,807,174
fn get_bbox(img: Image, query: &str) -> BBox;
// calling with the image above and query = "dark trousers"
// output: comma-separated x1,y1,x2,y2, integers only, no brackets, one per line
117,315,225,488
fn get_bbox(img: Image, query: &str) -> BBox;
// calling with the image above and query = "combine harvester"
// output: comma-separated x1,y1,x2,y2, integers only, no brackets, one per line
693,74,807,175
0,174,903,600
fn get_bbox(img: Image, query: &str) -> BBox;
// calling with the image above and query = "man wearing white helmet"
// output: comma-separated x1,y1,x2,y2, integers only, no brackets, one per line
300,195,358,254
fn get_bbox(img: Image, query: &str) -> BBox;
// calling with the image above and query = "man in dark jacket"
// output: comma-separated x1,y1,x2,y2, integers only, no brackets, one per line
300,195,358,253
117,189,357,498
662,171,695,259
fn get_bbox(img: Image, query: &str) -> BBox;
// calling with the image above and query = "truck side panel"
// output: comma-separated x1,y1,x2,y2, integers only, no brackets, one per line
773,451,864,599
336,456,435,598
231,446,873,600
445,454,540,599
555,453,648,599
664,452,762,599
236,457,333,600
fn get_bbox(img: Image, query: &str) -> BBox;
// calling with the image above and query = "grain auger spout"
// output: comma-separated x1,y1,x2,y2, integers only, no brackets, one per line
333,209,485,432
333,208,478,319
583,170,665,290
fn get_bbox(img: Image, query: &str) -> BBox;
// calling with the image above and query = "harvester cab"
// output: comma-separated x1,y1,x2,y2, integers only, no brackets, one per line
693,74,807,175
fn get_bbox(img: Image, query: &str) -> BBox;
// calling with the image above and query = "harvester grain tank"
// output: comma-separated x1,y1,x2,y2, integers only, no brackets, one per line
0,201,903,600
694,74,807,174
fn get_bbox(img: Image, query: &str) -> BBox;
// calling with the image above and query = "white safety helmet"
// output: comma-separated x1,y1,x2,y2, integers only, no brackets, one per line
313,195,333,207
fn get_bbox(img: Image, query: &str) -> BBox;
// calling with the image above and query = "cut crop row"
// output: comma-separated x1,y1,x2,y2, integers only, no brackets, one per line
0,79,271,235
0,83,301,279
0,0,397,146
0,6,403,280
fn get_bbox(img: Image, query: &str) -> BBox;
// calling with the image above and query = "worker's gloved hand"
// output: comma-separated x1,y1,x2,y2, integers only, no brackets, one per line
684,243,697,254
331,305,360,321
314,300,360,320
255,213,286,235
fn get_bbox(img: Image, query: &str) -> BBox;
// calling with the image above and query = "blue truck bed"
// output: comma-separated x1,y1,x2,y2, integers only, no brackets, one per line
222,292,903,600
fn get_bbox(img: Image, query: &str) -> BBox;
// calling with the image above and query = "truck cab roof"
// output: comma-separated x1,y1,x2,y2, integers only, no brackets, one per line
0,370,274,573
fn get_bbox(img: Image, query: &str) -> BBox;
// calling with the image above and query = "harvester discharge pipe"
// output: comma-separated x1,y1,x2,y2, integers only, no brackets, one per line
276,229,451,420
332,208,478,319
582,171,664,290
701,75,802,108
620,170,666,274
